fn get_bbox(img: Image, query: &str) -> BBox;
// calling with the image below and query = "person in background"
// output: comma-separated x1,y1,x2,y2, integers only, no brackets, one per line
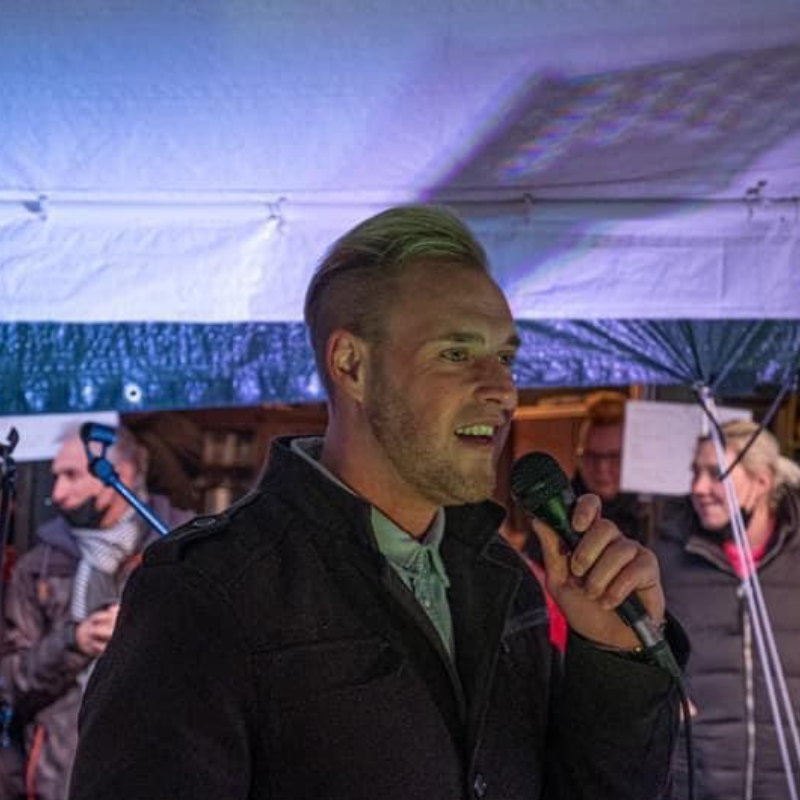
0,425,191,800
573,390,648,542
70,205,685,800
657,418,800,800
0,488,24,800
126,412,203,512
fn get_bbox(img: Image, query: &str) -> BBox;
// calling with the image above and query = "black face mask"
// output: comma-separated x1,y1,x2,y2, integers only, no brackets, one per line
711,507,754,542
57,496,106,529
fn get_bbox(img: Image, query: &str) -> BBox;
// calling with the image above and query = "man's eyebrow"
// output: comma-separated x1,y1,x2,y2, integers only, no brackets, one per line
436,331,521,348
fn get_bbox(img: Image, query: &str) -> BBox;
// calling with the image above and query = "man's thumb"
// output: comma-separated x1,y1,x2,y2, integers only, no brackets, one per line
530,518,569,583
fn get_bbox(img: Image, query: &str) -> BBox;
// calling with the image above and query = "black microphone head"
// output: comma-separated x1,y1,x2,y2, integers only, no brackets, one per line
80,422,117,446
510,451,570,513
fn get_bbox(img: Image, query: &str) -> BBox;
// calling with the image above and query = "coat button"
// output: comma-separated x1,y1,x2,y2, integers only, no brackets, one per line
473,773,488,798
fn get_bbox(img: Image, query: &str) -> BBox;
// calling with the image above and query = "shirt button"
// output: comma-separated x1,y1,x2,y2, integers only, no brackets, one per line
423,599,431,608
473,773,488,798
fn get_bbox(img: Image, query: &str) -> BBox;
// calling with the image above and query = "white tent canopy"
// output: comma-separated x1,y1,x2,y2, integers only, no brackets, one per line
1,0,799,412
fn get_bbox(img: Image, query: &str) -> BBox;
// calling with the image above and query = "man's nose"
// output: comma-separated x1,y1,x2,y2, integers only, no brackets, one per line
51,476,67,505
475,359,517,409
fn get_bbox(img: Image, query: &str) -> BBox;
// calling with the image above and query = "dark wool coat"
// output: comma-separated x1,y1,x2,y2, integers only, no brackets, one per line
71,438,683,800
657,491,800,800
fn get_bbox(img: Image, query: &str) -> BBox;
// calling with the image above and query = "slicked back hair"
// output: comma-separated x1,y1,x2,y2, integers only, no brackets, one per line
303,204,490,399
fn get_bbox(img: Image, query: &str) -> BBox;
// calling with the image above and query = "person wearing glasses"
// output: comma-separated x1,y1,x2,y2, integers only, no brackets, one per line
573,391,647,543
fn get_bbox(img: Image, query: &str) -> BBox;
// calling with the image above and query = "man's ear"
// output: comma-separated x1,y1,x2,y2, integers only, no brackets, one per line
326,329,368,402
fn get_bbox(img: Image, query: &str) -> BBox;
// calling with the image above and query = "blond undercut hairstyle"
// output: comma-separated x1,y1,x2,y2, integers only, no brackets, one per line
703,419,800,510
303,204,490,398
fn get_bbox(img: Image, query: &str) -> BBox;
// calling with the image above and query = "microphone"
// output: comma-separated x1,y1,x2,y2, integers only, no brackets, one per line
79,422,118,484
511,451,680,678
80,422,117,446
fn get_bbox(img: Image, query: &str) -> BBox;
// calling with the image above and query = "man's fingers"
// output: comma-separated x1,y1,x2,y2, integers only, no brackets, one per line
570,493,602,533
527,491,667,645
530,518,570,583
531,494,609,585
579,542,664,621
570,518,623,578
580,537,640,602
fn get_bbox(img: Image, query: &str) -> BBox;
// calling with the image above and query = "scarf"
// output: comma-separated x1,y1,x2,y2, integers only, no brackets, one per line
70,509,143,622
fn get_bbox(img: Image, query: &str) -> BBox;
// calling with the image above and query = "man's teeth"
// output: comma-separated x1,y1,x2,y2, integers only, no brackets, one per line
456,425,494,437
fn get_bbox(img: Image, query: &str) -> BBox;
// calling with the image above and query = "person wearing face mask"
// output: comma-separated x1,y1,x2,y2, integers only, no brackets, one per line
0,425,191,800
657,418,800,800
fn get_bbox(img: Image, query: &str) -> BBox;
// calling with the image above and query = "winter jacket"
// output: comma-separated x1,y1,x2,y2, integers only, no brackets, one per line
71,437,685,800
657,491,800,800
0,496,190,800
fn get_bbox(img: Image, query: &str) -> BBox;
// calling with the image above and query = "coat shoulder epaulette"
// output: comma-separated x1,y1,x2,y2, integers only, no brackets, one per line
143,490,263,567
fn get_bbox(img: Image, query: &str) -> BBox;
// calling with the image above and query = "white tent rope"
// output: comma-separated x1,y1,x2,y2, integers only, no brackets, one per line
704,394,800,799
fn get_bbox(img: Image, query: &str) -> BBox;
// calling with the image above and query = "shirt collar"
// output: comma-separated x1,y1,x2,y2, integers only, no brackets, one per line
371,507,450,587
290,437,449,585
290,437,353,494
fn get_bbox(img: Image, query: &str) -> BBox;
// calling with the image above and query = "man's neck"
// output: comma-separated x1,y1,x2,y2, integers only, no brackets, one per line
319,433,438,539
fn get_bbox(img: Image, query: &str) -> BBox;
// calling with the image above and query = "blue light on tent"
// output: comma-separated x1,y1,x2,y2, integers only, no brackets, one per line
183,380,210,407
234,370,263,405
23,382,48,413
80,381,98,406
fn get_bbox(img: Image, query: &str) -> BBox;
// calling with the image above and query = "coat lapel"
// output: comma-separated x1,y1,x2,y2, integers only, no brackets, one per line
442,505,524,754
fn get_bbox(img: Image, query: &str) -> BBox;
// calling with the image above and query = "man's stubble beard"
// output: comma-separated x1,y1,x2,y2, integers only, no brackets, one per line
364,361,497,507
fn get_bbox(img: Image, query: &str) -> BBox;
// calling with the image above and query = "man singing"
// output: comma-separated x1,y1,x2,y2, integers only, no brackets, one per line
70,205,686,800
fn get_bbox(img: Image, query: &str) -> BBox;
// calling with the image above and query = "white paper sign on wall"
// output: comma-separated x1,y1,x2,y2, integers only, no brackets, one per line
621,401,751,496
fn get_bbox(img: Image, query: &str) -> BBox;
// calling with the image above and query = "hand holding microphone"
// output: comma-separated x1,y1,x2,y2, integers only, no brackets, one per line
512,452,680,677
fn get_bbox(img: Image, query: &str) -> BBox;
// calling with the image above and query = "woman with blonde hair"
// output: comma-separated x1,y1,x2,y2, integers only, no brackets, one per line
657,418,800,800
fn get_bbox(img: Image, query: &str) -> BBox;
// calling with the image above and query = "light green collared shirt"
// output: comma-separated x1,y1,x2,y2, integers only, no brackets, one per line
370,507,454,658
290,438,455,658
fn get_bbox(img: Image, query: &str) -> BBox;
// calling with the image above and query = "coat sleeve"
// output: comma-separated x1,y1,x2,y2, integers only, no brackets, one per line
0,553,91,721
68,561,258,800
543,620,688,800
